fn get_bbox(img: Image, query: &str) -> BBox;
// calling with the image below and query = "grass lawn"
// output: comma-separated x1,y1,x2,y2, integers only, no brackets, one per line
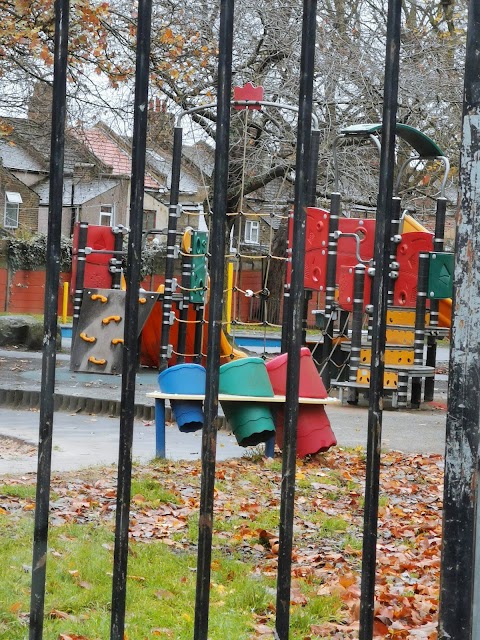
0,448,443,639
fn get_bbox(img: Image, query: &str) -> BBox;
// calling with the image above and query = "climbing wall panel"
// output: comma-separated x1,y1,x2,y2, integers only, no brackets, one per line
71,288,159,374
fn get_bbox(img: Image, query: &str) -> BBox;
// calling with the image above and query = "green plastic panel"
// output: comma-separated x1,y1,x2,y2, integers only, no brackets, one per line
190,231,208,303
340,123,444,158
428,252,454,299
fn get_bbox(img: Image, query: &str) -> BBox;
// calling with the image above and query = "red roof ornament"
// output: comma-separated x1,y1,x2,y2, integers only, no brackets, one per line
233,82,264,110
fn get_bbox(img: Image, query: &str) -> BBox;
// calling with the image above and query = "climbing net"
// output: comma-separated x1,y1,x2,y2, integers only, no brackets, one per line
168,103,293,361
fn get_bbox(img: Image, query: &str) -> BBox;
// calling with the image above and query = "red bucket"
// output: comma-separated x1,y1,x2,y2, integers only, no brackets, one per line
265,347,327,398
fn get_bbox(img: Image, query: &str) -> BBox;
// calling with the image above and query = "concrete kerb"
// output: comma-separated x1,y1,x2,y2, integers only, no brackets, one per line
0,385,159,422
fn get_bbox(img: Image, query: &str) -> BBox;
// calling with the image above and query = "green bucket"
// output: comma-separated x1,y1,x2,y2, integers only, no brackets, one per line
219,357,275,396
219,358,275,447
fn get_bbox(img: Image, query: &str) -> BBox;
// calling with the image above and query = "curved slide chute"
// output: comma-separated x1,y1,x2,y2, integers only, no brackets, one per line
140,296,247,368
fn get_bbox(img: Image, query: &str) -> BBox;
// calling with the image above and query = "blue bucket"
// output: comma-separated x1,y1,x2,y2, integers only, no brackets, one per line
158,364,206,433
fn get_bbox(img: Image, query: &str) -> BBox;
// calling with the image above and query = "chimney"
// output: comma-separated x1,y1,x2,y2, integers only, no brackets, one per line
28,82,53,124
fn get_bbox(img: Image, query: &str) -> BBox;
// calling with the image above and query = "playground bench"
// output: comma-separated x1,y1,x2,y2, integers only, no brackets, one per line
331,364,435,409
146,391,340,459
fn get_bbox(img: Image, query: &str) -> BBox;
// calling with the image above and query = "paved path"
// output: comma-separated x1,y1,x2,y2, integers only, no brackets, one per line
0,402,447,476
0,342,449,474
0,408,242,475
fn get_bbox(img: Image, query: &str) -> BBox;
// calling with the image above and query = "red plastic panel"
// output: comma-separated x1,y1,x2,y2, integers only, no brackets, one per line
337,264,372,312
337,218,376,266
394,231,434,307
71,223,116,293
287,207,330,290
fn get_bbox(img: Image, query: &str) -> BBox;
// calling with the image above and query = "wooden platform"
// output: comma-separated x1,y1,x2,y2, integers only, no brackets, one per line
147,391,339,405
147,391,339,459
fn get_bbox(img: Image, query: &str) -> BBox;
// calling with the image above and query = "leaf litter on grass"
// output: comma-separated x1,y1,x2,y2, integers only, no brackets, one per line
0,447,443,639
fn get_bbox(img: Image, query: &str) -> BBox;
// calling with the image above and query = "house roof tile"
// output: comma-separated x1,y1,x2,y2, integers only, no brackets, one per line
80,127,161,190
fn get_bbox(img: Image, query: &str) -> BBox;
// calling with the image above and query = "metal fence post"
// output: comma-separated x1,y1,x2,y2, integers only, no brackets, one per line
439,1,480,637
275,1,317,637
29,1,70,637
109,1,152,637
159,125,183,369
193,1,235,638
359,0,402,637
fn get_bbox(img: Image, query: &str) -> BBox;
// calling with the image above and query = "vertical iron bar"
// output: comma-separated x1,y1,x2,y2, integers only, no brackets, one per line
29,1,69,638
111,227,124,289
281,211,293,353
410,253,429,407
193,1,234,638
109,1,152,638
439,1,480,635
424,196,447,401
349,264,366,384
300,129,320,345
275,0,317,637
359,0,401,638
193,305,204,363
308,129,320,207
320,192,340,388
70,220,88,359
387,197,401,306
302,291,312,345
159,126,183,369
176,240,192,363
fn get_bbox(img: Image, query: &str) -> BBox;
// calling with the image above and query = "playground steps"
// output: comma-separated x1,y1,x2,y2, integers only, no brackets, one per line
330,305,446,408
332,364,435,408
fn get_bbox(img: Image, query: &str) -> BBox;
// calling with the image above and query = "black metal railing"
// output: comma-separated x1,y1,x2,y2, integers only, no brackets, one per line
28,0,480,639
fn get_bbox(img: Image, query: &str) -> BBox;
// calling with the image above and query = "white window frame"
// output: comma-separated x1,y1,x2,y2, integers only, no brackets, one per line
229,226,237,253
4,191,22,229
244,219,260,245
99,204,114,226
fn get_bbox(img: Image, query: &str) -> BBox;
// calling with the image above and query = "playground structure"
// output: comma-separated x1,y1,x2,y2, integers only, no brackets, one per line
69,121,453,414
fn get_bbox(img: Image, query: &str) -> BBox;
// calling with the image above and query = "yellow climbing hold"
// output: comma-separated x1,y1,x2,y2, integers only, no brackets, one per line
79,332,96,343
88,356,106,366
102,315,121,325
91,294,108,303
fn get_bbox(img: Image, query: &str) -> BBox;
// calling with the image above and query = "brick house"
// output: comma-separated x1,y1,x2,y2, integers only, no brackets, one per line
0,164,40,232
0,93,209,239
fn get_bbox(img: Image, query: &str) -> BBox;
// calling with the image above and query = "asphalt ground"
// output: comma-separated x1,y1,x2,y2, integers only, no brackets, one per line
0,341,450,474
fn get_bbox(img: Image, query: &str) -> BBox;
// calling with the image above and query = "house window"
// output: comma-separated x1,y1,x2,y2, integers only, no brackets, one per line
99,204,114,226
244,219,260,244
143,209,156,231
4,191,22,229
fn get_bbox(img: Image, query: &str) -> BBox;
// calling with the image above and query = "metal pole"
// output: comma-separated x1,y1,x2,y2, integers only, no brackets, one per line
308,129,320,207
176,240,192,363
387,197,401,306
111,227,124,289
193,1,234,638
359,0,401,638
159,125,183,370
29,1,69,637
439,1,480,636
110,1,152,637
320,192,340,388
301,129,321,345
275,0,317,637
411,253,429,408
70,220,88,359
348,264,366,385
424,196,447,401
193,305,204,363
